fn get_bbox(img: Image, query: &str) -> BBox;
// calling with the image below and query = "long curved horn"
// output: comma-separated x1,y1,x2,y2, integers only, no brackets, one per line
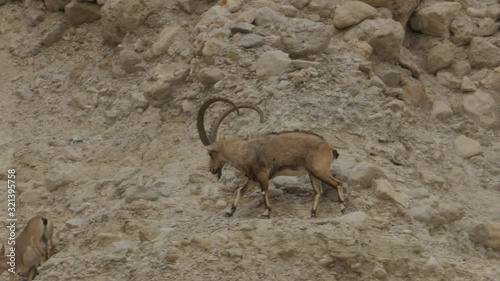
197,98,238,146
209,103,265,143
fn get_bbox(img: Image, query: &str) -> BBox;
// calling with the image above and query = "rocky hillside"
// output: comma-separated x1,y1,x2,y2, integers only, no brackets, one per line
0,0,499,280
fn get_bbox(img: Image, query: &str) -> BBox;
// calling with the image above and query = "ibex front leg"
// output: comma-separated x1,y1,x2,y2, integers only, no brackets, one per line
225,179,256,217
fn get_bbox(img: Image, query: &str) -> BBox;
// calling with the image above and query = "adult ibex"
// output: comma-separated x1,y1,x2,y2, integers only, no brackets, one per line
197,97,346,218
0,216,54,281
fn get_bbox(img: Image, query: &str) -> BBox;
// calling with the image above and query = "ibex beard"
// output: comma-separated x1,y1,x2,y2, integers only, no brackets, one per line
0,216,53,281
197,98,346,218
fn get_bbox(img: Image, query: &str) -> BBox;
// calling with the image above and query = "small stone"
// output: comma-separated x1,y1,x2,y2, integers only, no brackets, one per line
267,188,284,198
409,205,438,224
255,50,291,80
45,168,72,192
374,178,409,210
460,76,477,92
402,78,428,106
215,199,227,209
198,67,224,87
369,76,385,88
463,90,498,129
125,186,159,203
348,162,386,189
469,222,500,251
192,236,210,250
454,135,482,159
65,218,85,229
431,99,453,119
18,190,42,203
229,22,255,34
97,233,123,247
119,49,143,74
427,41,455,74
151,26,180,57
335,211,371,230
220,0,243,13
333,1,377,29
64,0,101,27
236,34,265,48
372,267,387,279
139,228,160,242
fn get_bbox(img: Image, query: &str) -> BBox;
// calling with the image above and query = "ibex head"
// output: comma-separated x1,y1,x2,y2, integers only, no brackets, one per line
197,98,264,179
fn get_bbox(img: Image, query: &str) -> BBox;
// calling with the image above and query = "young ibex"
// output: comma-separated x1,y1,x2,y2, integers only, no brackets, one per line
197,97,346,218
0,216,54,281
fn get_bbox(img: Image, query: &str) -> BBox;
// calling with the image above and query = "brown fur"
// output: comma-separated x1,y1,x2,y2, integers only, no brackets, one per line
198,98,346,218
0,217,54,281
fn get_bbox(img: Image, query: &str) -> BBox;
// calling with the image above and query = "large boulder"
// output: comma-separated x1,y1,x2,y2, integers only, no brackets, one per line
410,2,462,38
141,63,189,107
344,19,404,61
333,1,378,29
255,50,291,80
279,18,332,57
427,41,456,74
463,90,498,129
469,222,500,251
469,37,500,69
359,0,420,25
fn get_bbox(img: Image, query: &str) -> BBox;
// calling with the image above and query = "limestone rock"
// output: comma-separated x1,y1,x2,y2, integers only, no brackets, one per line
454,135,482,159
198,67,224,87
151,26,180,57
452,60,472,78
427,41,455,74
461,76,477,92
481,67,500,93
254,7,286,27
40,24,66,47
345,19,405,61
97,233,123,247
348,162,386,189
469,37,500,68
142,63,189,107
229,22,255,34
124,185,159,203
358,0,420,25
335,211,371,230
64,0,101,27
431,99,453,119
410,2,462,38
438,203,465,224
374,178,409,210
100,0,150,45
409,205,441,225
220,0,243,13
45,168,73,192
279,18,332,57
347,39,373,60
44,0,70,11
450,15,476,46
19,190,42,203
66,218,85,229
436,71,461,90
469,222,500,251
402,78,428,107
477,18,499,37
119,50,143,74
255,50,291,80
463,90,498,129
333,1,378,29
398,47,421,78
236,34,265,48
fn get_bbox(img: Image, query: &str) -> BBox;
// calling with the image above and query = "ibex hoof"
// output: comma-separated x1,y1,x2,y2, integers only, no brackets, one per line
224,211,234,217
340,204,347,214
311,211,317,218
260,214,270,219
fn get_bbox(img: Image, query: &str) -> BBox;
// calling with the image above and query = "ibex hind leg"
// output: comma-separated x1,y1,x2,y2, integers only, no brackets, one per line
309,175,323,218
225,179,257,217
309,170,347,212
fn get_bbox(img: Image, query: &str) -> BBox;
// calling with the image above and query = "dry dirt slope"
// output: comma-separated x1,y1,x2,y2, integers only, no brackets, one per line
0,0,499,281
